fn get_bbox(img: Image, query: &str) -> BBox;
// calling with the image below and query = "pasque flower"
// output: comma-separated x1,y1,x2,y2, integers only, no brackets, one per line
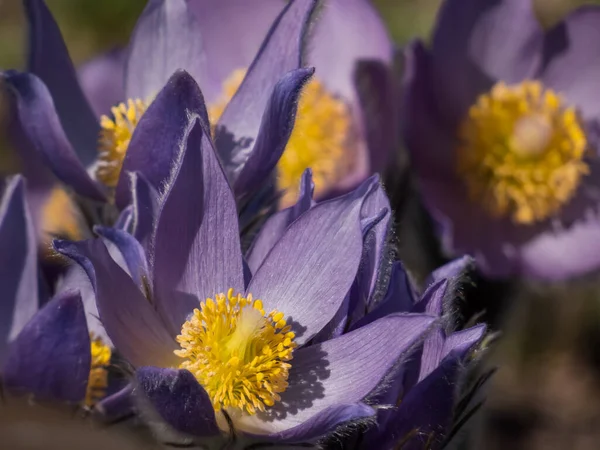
403,0,600,279
56,104,436,443
4,0,317,240
0,176,111,409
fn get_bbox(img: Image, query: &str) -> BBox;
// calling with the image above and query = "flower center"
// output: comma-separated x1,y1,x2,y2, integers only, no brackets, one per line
456,80,588,225
97,99,149,188
85,335,111,408
175,289,296,415
209,69,354,207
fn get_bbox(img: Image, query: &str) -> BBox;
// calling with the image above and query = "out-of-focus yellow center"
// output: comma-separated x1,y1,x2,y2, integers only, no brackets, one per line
175,289,296,415
457,81,588,225
97,99,149,188
85,335,111,408
41,186,83,241
208,69,353,207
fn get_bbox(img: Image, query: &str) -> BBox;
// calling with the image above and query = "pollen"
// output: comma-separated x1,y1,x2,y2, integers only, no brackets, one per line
85,335,111,408
208,69,354,207
97,99,148,188
175,289,296,415
457,80,588,225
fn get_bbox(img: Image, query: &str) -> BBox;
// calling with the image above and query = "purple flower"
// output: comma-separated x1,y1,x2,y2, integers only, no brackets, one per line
55,109,436,443
3,0,316,238
0,176,112,408
403,0,600,280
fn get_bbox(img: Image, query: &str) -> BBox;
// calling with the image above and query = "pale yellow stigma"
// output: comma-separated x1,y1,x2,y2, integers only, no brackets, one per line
457,80,588,225
208,69,354,207
175,289,296,415
97,99,148,188
85,335,111,408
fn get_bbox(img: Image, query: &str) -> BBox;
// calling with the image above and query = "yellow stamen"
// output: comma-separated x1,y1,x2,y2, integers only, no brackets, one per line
175,289,296,415
97,99,149,188
40,186,83,241
457,80,588,224
208,69,354,207
85,335,111,408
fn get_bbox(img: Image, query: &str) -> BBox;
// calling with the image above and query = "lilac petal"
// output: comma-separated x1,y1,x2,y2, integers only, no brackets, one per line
78,48,126,118
114,205,134,232
541,7,600,122
374,356,465,450
350,262,415,331
353,60,400,175
214,0,317,183
3,290,90,404
2,70,106,201
442,325,486,361
25,0,99,167
187,0,283,103
153,119,244,335
412,279,448,317
0,176,38,361
135,367,220,438
246,169,314,273
263,403,374,443
131,172,160,249
426,255,475,287
115,70,208,209
233,313,435,435
96,384,134,423
306,0,393,101
94,226,149,289
247,178,376,345
124,0,209,101
54,239,178,368
233,67,315,197
430,0,543,124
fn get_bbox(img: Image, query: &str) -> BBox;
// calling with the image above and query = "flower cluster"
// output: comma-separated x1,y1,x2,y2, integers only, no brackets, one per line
7,0,600,447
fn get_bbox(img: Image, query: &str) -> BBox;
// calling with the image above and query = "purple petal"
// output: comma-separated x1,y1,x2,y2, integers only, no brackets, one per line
153,119,244,335
25,0,99,167
54,239,178,368
307,0,392,100
115,70,208,209
124,0,209,101
186,0,283,103
247,178,375,345
426,255,475,286
135,367,220,438
442,325,486,360
2,70,106,201
430,0,543,124
78,48,126,118
246,169,314,274
214,0,316,182
131,172,160,249
350,262,415,331
262,403,374,443
3,290,90,404
518,217,600,280
94,226,149,289
0,176,38,361
233,67,315,197
233,313,435,435
541,7,600,122
373,356,465,450
353,60,400,175
96,384,134,423
114,205,134,232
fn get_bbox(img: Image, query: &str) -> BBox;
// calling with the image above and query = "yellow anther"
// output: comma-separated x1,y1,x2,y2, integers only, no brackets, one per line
208,69,354,208
175,291,296,415
85,335,111,408
457,80,588,224
97,99,149,188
